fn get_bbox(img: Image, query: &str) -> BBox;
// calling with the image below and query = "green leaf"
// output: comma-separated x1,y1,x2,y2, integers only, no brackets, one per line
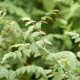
36,22,42,29
45,69,52,75
46,16,53,20
2,52,13,63
10,43,30,48
20,17,31,21
31,31,46,38
65,32,79,39
12,52,17,59
44,39,52,45
75,38,80,43
23,49,31,57
30,44,41,57
0,66,8,78
46,53,55,60
47,51,77,70
23,25,34,39
36,39,52,46
77,52,80,58
16,51,22,59
25,20,36,26
41,16,47,20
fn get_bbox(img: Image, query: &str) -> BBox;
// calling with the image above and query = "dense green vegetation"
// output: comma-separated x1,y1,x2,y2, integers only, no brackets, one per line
0,0,80,80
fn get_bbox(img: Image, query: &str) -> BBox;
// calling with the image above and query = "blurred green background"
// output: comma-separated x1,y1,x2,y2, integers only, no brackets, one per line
0,0,80,53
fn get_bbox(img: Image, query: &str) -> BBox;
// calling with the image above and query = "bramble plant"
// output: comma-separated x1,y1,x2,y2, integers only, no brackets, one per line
0,10,80,80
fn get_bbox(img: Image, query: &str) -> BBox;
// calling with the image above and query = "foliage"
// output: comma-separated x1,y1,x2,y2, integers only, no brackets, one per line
0,0,80,80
